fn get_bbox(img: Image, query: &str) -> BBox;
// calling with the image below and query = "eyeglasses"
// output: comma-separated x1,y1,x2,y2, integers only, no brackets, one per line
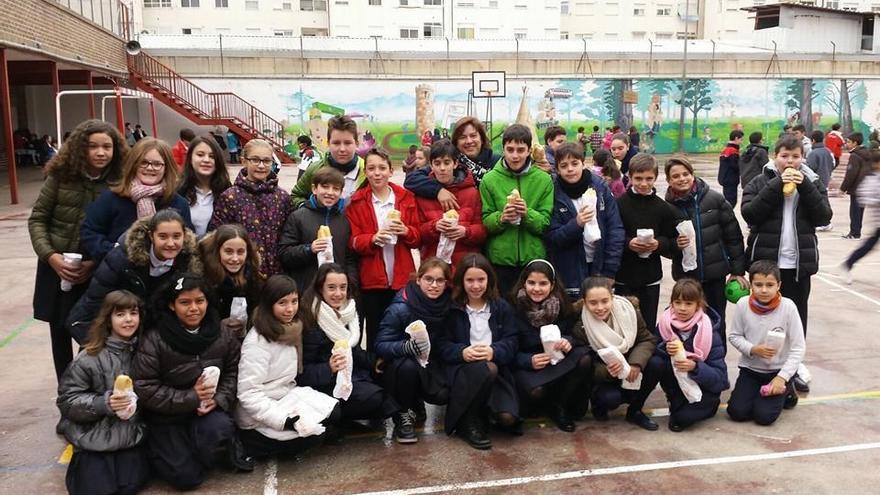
138,159,165,170
245,156,274,167
421,276,447,287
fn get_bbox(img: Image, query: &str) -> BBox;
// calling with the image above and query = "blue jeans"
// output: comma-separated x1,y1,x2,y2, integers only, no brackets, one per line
849,194,864,237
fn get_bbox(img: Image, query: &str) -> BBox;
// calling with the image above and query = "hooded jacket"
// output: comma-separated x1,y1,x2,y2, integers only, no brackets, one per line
841,146,873,195
290,155,366,208
739,143,769,188
718,142,741,186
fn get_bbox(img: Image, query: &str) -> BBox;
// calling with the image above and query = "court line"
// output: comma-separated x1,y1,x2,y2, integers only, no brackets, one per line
0,318,35,348
814,273,880,307
350,442,880,495
264,458,278,495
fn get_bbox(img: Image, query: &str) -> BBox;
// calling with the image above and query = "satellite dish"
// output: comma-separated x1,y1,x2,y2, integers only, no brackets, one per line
125,40,142,56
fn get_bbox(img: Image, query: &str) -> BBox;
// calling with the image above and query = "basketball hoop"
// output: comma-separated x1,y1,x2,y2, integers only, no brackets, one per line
471,72,505,143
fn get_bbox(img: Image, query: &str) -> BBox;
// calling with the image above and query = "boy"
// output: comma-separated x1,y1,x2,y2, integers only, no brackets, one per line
840,150,880,283
825,123,845,168
171,128,195,171
278,167,359,291
792,124,811,157
718,129,744,207
403,144,418,174
727,260,806,425
740,131,769,189
291,115,366,208
543,125,567,173
806,130,835,232
295,135,318,180
840,132,872,240
614,153,682,328
480,124,554,289
589,125,602,153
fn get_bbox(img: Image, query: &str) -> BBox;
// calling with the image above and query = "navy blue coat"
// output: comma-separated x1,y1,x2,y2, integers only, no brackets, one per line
80,189,193,262
546,174,625,292
374,289,449,361
435,299,518,367
653,307,729,395
514,312,580,371
404,149,501,197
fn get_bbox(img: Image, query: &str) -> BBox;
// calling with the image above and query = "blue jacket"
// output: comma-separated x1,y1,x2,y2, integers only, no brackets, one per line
435,299,518,367
404,149,501,198
514,312,580,371
374,289,448,361
653,307,730,395
80,189,193,262
546,174,625,293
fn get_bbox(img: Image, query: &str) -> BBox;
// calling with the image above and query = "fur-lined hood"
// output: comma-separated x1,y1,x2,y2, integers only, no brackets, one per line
123,217,202,273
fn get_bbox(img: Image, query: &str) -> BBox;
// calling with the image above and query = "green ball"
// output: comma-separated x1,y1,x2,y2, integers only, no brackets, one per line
725,279,750,303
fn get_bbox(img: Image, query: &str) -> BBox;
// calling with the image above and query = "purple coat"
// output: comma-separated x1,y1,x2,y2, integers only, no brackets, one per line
210,169,291,277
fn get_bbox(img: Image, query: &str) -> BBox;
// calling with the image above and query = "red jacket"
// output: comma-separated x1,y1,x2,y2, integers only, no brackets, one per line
825,131,844,158
171,140,188,172
346,183,421,290
417,168,487,269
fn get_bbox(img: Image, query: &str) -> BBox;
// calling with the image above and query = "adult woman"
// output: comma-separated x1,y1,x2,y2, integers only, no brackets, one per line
664,155,747,334
178,135,232,237
211,139,291,277
80,138,191,262
609,132,638,177
29,119,127,382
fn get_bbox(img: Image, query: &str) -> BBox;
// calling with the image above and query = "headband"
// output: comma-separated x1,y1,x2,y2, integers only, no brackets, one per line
526,259,556,281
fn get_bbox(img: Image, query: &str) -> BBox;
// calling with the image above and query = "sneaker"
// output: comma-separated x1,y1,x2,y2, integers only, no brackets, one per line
625,410,659,431
783,387,799,410
792,373,810,393
668,418,684,432
839,263,853,284
842,233,861,240
549,406,576,433
392,410,418,444
412,401,427,424
457,419,492,450
816,224,833,232
225,437,255,473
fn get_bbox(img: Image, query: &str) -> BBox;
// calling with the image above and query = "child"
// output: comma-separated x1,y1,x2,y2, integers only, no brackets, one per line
543,125,567,173
840,150,880,283
649,279,729,432
296,135,318,180
592,148,625,198
374,258,452,444
279,167,359,292
740,131,769,189
403,145,418,173
615,153,682,328
236,274,340,459
178,135,232,237
718,129,743,207
840,132,872,240
416,140,487,269
479,124,555,290
172,128,195,171
133,274,250,490
547,142,625,299
609,132,637,176
346,148,420,349
291,115,366,207
727,261,806,425
825,123,844,168
573,277,659,431
437,254,520,450
57,290,148,495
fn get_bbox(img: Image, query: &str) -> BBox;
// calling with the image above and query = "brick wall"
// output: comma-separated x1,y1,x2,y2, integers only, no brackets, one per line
0,0,127,75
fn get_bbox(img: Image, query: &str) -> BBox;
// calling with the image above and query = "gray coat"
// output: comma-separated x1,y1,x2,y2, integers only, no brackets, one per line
57,337,146,452
806,143,835,188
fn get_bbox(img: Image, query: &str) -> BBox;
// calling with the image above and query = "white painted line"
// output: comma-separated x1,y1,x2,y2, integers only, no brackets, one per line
350,442,880,495
263,458,278,495
815,273,880,307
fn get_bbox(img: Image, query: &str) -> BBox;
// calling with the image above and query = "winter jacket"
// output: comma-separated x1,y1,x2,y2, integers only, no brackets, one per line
57,337,146,452
805,143,835,188
132,312,241,424
841,146,873,196
741,163,833,279
436,299,518,367
290,156,366,208
615,188,682,287
856,173,880,227
278,195,359,291
416,167,487,268
718,142,740,186
214,271,262,321
480,160,555,267
652,307,729,395
620,146,638,176
546,173,625,292
666,177,746,282
80,189,193,262
825,131,844,159
346,183,420,290
171,140,188,171
739,143,769,189
298,318,374,390
374,288,449,361
513,311,581,371
211,168,291,277
405,148,500,196
67,218,202,343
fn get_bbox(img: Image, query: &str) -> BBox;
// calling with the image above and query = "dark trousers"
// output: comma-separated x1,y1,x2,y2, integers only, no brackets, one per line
592,354,664,413
651,354,721,428
702,278,728,341
239,404,341,459
722,184,738,208
727,367,787,426
50,320,75,382
614,283,661,329
494,265,524,298
845,228,880,269
383,358,448,411
849,194,864,237
360,289,396,352
779,269,811,337
66,446,149,495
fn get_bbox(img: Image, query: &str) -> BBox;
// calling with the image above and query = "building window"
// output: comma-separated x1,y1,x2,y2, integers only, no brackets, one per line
824,0,839,7
842,2,858,10
182,28,193,34
580,33,593,39
656,32,672,39
245,0,259,9
274,30,294,36
657,7,671,15
561,0,569,14
424,22,442,37
144,0,172,7
215,0,228,6
560,31,569,39
545,28,558,37
514,29,527,39
632,31,646,39
424,0,442,5
369,0,382,4
633,7,645,15
488,0,498,6
457,26,475,38
302,27,329,35
301,0,327,10
181,0,199,6
400,28,419,38
514,3,527,9
675,31,696,39
457,1,474,6
400,0,410,5
246,27,262,32
335,0,349,4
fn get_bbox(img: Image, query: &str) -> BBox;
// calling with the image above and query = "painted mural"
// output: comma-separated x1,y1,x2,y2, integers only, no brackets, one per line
193,77,880,158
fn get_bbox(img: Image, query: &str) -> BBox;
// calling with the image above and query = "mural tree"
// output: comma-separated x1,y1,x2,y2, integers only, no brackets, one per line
823,79,856,133
286,88,315,131
584,80,612,123
675,79,715,139
555,79,587,123
600,79,634,130
785,79,817,131
852,81,868,120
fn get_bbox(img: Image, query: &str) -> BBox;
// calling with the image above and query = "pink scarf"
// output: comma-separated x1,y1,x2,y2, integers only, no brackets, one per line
130,180,165,219
657,307,713,361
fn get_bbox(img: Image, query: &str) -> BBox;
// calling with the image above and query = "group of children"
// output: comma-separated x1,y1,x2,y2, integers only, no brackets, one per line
31,114,835,494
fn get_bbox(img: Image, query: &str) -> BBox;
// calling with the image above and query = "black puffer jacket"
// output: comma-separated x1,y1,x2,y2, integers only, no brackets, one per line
739,143,769,188
666,177,746,281
741,164,833,279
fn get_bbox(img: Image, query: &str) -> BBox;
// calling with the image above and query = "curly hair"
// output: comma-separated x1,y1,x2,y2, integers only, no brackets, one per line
46,119,127,182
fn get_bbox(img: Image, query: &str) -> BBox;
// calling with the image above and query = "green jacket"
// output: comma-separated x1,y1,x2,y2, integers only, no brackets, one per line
28,171,114,262
290,155,366,208
480,161,554,267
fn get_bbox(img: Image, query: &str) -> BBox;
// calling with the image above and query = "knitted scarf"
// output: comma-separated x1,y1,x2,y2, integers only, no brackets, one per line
315,299,360,348
558,168,593,199
458,147,495,184
276,319,304,374
749,293,781,315
403,281,451,327
327,155,359,175
579,295,638,354
156,309,220,356
656,306,713,361
130,179,165,219
516,289,561,328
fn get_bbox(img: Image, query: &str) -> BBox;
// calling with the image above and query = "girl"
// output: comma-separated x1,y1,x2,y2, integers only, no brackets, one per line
68,209,201,343
609,132,637,177
236,275,340,459
547,142,625,300
346,147,421,349
29,119,127,383
649,279,729,431
665,155,747,336
573,277,660,431
375,258,452,444
199,224,265,337
437,254,520,450
133,273,250,490
298,264,399,428
592,148,625,198
178,135,232,237
211,139,291,278
80,137,191,262
57,290,148,495
512,260,591,433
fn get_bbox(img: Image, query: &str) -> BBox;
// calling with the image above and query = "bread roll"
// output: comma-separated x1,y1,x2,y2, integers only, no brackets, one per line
783,182,797,196
317,225,332,239
113,375,133,394
506,189,521,204
443,210,459,220
386,209,401,221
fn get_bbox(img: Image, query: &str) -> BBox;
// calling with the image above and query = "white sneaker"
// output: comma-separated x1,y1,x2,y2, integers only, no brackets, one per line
816,224,833,232
839,263,853,284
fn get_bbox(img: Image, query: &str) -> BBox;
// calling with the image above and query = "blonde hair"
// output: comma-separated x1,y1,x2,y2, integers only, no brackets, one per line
241,139,273,162
111,138,180,204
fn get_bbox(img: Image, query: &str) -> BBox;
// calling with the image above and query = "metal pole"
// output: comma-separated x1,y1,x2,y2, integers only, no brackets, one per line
115,87,125,132
299,36,305,79
830,41,836,79
677,0,690,152
648,39,653,78
86,72,95,118
149,99,158,137
446,37,450,79
0,48,19,204
219,34,224,77
515,38,519,78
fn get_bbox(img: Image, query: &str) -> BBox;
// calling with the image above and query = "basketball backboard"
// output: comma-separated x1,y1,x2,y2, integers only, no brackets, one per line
471,71,506,98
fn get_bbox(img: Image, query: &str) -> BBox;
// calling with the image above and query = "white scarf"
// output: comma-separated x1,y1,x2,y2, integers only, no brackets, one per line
580,295,638,354
316,299,360,348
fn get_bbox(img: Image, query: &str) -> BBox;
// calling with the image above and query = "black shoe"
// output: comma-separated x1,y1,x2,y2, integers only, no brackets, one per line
842,233,861,240
591,405,610,422
457,421,492,450
792,374,810,393
668,419,684,432
550,406,576,433
412,401,427,424
392,410,418,444
783,388,799,410
226,437,255,473
495,420,524,437
625,410,659,431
